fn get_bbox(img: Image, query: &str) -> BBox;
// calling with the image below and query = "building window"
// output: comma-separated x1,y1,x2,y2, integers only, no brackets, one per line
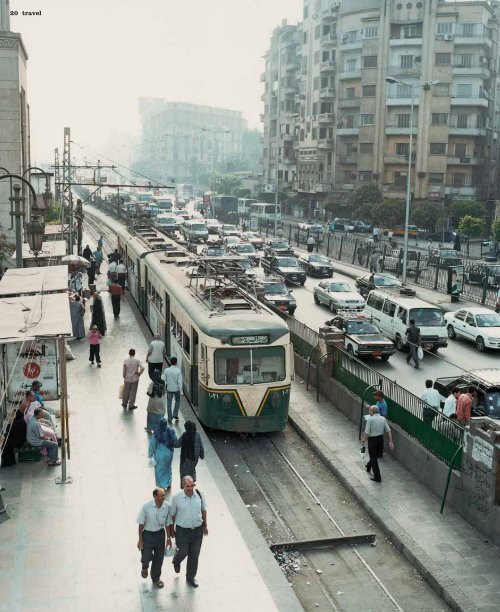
303,5,308,18
312,127,317,140
359,171,372,182
394,172,408,186
360,114,374,126
433,83,450,97
400,55,414,68
430,143,446,155
314,50,320,64
456,83,472,97
455,54,473,68
363,55,377,68
437,22,453,35
315,24,321,39
431,113,448,125
362,85,376,97
360,142,373,154
461,23,475,37
435,53,451,66
403,24,419,39
303,31,308,44
395,143,409,156
396,84,413,97
312,101,318,114
313,76,319,90
327,152,333,166
396,114,410,128
345,30,358,43
363,26,379,39
454,143,467,158
452,173,466,186
428,173,444,185
345,87,356,100
346,58,357,72
456,114,469,128
345,115,355,128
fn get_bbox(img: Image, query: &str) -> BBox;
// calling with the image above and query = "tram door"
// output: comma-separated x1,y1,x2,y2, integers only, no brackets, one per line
191,330,199,404
164,292,171,355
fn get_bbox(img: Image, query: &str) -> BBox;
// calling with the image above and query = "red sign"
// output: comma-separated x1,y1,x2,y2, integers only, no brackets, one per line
23,362,41,379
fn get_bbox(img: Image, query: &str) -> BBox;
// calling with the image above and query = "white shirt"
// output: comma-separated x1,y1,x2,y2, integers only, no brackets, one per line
148,339,165,363
420,388,441,410
364,414,390,437
167,490,207,528
443,394,457,417
116,263,127,274
108,261,117,273
136,499,170,532
162,365,183,392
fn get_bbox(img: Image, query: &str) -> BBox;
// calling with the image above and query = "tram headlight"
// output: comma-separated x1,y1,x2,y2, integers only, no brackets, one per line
222,394,232,409
270,391,281,408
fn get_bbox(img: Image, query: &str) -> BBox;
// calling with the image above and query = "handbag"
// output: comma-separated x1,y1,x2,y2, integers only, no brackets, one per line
417,347,424,360
164,544,176,557
118,383,124,400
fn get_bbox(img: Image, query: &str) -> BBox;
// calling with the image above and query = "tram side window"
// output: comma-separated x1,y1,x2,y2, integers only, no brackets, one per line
214,347,285,385
182,331,190,356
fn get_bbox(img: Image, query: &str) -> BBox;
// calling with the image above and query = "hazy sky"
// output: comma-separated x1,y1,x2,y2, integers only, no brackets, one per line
10,0,302,164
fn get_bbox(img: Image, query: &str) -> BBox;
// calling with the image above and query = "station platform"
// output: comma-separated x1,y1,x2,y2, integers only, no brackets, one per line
0,266,302,611
288,379,500,612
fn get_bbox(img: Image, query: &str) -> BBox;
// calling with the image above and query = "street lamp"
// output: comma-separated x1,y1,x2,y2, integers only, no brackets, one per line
385,76,439,283
25,216,46,260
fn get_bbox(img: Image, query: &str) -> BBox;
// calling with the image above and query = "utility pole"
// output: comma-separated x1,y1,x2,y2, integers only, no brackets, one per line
62,128,73,254
75,198,83,256
54,148,61,204
9,184,25,268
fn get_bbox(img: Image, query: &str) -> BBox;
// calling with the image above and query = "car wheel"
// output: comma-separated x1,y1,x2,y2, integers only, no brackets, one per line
381,354,390,362
447,325,456,339
329,302,336,313
476,336,486,352
314,294,320,305
328,272,333,278
395,335,404,351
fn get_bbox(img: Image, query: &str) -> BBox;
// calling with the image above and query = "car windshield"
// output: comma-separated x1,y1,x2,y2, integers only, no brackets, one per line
309,256,329,264
410,308,445,327
224,225,237,232
374,275,401,287
277,257,298,267
271,241,288,249
158,218,176,224
236,244,256,252
206,248,225,256
346,321,380,334
239,260,252,269
440,250,459,257
330,282,352,292
476,313,500,327
191,224,207,231
264,283,287,294
225,237,238,244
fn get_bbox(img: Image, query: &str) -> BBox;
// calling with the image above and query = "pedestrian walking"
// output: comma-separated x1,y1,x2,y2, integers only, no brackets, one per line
108,248,120,263
122,348,145,410
146,333,165,379
148,418,178,489
168,476,208,588
306,235,316,253
87,325,102,367
162,357,183,422
69,269,83,295
369,250,378,273
82,245,92,261
145,370,166,433
97,235,104,250
420,379,441,426
361,405,394,483
108,279,124,318
69,294,85,339
87,259,97,285
93,247,103,274
137,488,172,589
107,259,118,282
357,243,365,266
90,291,107,335
405,318,421,369
456,386,474,425
374,390,388,417
174,420,205,485
116,260,127,291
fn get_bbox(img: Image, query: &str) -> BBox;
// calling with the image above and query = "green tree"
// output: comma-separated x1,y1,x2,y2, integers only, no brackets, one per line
449,200,486,226
457,215,485,238
372,199,405,227
351,185,383,220
411,200,442,231
491,217,500,241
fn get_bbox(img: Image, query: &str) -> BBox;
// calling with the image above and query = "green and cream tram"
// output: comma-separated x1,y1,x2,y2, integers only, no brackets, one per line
114,221,291,433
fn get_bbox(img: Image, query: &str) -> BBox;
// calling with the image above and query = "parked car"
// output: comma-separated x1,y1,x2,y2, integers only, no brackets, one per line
253,276,297,315
263,239,294,255
241,231,265,249
313,279,365,313
333,218,355,232
428,248,463,268
261,254,306,285
298,253,334,277
464,262,500,288
325,314,396,361
379,249,421,276
434,370,500,419
444,307,500,352
355,273,403,297
230,242,259,264
352,219,372,233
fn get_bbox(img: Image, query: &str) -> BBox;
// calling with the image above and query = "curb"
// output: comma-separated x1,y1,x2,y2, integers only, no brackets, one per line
288,408,477,612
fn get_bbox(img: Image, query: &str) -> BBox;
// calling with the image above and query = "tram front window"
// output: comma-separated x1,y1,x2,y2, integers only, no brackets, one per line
214,347,285,385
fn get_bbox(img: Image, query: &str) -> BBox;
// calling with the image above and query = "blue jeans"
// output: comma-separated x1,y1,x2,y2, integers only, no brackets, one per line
167,391,180,420
40,440,58,463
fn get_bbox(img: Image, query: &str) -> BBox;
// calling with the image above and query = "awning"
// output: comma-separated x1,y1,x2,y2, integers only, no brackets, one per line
0,265,69,296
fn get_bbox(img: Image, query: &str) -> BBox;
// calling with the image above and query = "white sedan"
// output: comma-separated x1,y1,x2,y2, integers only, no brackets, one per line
313,280,365,313
444,307,500,351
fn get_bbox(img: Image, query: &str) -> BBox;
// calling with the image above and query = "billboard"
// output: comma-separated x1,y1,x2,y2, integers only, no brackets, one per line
6,339,59,401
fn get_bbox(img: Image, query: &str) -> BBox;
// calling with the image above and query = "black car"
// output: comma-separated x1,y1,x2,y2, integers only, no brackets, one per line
261,254,307,285
355,273,403,297
264,239,294,255
434,369,500,419
326,314,396,361
254,276,297,315
428,248,463,268
298,253,334,277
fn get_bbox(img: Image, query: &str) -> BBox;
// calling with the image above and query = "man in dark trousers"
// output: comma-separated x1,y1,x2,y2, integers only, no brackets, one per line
168,475,208,588
361,405,394,483
406,318,421,369
108,279,124,318
137,488,172,589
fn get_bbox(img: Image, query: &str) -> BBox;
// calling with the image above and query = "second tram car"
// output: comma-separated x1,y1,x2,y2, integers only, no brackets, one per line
110,217,291,433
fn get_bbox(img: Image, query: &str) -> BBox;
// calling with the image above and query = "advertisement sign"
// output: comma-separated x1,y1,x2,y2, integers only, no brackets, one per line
448,265,464,296
6,339,59,401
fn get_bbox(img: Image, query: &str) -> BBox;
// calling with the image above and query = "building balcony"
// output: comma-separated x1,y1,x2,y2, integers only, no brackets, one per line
341,39,362,50
453,36,492,48
389,37,423,47
446,156,483,166
338,70,361,80
321,6,339,21
321,34,338,46
281,133,295,142
318,138,335,148
384,154,415,164
385,123,418,135
450,96,489,108
386,96,420,106
318,112,334,123
387,65,423,76
337,127,359,136
452,64,490,78
283,86,298,95
445,185,477,198
313,182,333,193
284,60,300,72
383,183,407,194
292,180,300,190
448,124,487,136
338,96,361,108
319,87,336,98
260,93,266,101
428,186,445,200
339,155,358,164
320,60,336,73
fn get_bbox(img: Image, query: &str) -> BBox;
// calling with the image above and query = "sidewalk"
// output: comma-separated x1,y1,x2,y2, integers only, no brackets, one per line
289,380,500,612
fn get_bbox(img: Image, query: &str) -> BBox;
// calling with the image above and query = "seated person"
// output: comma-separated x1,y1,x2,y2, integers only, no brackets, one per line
26,408,60,466
23,400,58,447
0,410,26,467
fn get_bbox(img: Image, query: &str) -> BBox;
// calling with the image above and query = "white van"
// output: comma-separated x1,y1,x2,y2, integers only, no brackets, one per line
181,219,208,243
364,289,448,351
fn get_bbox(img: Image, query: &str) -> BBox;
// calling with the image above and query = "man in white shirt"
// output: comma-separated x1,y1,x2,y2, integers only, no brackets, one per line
107,259,118,282
146,333,165,380
137,488,172,589
122,349,145,410
116,260,127,290
442,387,460,418
420,379,442,426
162,357,183,422
361,405,394,483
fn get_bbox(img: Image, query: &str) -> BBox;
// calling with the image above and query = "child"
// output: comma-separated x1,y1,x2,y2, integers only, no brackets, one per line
87,325,102,368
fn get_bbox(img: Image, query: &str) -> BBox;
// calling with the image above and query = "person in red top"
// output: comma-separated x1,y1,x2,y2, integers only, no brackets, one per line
109,279,125,318
456,386,474,424
87,325,103,368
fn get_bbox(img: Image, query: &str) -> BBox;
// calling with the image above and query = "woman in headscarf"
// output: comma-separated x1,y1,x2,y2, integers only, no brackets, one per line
174,420,205,486
90,291,107,336
87,258,97,286
145,370,166,433
69,294,85,340
148,418,178,490
1,410,26,467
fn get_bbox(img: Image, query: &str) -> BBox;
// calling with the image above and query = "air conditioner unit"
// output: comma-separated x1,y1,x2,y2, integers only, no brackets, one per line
415,56,422,63
444,34,454,41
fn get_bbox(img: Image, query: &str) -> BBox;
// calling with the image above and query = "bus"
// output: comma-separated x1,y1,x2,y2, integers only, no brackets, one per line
249,202,281,229
211,195,239,224
238,198,258,217
152,196,175,211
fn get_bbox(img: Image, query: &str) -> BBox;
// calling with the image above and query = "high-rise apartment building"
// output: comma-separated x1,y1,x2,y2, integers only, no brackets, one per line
137,99,247,185
262,0,500,211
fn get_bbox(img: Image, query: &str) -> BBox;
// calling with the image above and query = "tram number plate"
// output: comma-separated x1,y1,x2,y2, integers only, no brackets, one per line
231,335,270,345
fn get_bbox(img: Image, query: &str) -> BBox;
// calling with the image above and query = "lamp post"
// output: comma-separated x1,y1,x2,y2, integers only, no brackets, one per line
201,127,230,218
385,77,439,284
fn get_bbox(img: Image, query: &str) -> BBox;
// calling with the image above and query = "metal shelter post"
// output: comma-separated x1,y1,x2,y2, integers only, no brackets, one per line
56,336,72,485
